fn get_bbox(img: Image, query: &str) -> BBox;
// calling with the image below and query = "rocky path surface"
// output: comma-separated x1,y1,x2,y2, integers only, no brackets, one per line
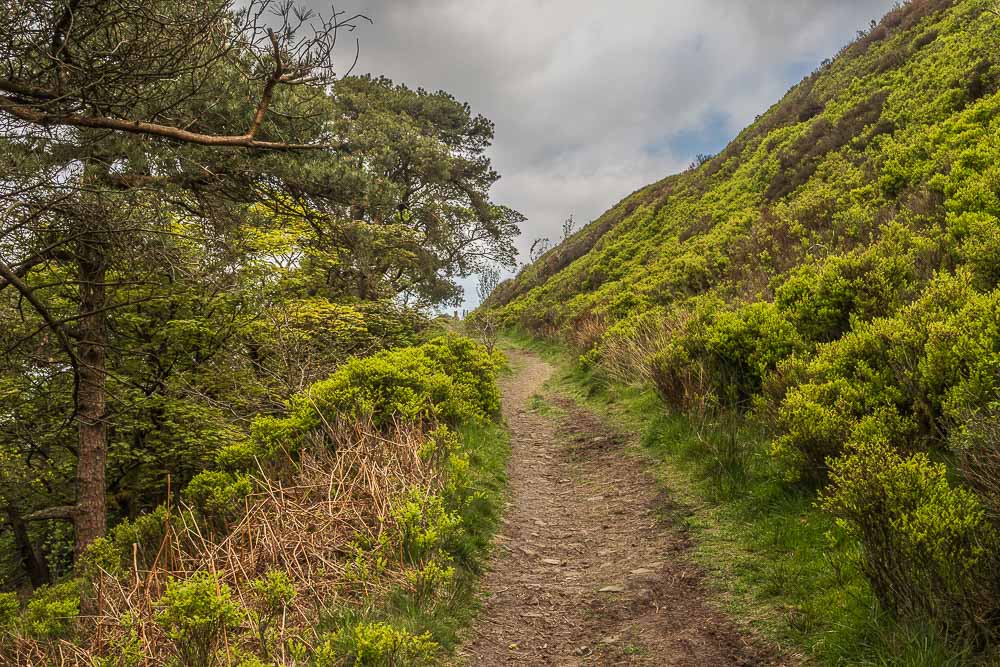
458,349,781,666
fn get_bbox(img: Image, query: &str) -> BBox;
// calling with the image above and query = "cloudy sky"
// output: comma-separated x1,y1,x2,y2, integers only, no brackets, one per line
325,0,897,306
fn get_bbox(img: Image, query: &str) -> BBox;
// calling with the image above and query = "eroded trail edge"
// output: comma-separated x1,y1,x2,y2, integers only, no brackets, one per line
460,349,778,666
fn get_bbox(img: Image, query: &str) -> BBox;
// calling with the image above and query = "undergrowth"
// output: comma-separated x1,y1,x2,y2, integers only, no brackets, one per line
0,336,511,666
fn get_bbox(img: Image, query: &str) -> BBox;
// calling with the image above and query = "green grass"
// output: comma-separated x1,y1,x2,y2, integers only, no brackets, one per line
499,330,986,665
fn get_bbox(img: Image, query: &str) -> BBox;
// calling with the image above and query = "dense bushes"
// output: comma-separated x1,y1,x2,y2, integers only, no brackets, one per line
1,335,508,665
642,299,802,411
821,440,1000,643
252,335,502,456
774,236,919,343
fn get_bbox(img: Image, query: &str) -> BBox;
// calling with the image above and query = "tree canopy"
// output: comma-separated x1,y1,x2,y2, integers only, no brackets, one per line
0,0,519,591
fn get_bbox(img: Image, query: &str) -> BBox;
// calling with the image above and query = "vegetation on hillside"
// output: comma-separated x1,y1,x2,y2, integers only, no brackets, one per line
0,1,518,664
3,337,509,665
485,0,1000,657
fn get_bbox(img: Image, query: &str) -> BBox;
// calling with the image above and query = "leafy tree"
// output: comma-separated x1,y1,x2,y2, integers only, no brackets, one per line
0,0,364,568
270,76,521,307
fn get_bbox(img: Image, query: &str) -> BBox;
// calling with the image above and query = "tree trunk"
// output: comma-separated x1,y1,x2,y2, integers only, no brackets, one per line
4,506,50,588
74,243,108,558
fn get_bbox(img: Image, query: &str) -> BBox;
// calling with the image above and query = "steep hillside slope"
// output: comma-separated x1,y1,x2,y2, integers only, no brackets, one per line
487,0,1000,655
493,0,994,331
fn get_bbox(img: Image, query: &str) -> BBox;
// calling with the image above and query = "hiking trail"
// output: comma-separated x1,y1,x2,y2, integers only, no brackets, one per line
458,349,783,666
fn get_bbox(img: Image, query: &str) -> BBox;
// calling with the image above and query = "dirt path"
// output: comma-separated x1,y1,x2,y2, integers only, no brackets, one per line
458,349,781,666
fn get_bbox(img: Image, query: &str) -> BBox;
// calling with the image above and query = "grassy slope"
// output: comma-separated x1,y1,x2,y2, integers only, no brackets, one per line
491,0,998,331
505,331,984,666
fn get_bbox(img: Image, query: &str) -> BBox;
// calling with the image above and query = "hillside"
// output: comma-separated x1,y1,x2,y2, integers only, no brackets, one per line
493,0,995,327
486,0,1000,657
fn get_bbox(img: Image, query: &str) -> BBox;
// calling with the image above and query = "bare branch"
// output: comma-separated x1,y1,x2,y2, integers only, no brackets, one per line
0,95,329,150
25,506,77,521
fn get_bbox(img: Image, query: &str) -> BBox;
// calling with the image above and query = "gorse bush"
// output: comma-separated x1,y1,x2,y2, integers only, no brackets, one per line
821,440,1000,642
774,237,918,343
772,271,1000,481
0,593,17,630
252,335,502,456
391,487,462,565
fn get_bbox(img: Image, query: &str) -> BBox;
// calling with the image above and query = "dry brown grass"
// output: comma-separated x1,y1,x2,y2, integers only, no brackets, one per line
4,420,444,666
569,312,608,353
598,310,690,388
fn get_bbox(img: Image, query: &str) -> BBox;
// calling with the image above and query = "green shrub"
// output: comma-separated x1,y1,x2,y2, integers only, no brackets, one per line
78,536,125,580
419,335,503,418
404,558,456,606
106,506,169,572
314,621,438,666
0,592,18,630
646,299,801,411
248,570,296,659
821,440,1000,642
21,578,81,640
214,439,267,472
252,336,501,455
92,612,144,667
921,287,1000,422
155,572,243,667
391,488,462,565
776,240,916,343
772,379,855,481
774,273,979,480
649,339,708,412
702,301,803,406
184,471,253,527
952,402,1000,521
957,211,1000,289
